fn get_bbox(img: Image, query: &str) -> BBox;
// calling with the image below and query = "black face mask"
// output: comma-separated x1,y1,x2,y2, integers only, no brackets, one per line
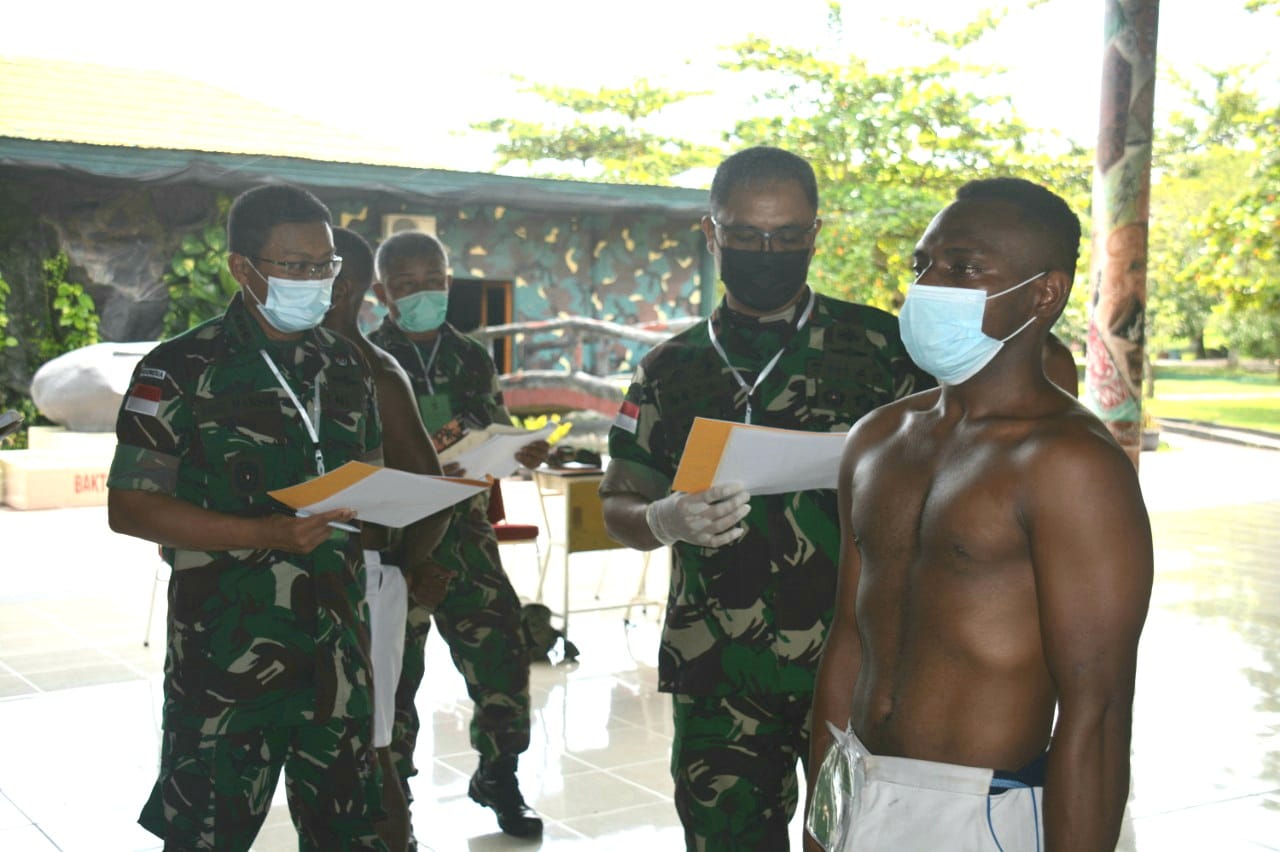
719,247,811,313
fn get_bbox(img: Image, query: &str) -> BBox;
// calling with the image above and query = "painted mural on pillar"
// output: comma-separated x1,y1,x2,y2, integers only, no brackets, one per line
1086,0,1159,463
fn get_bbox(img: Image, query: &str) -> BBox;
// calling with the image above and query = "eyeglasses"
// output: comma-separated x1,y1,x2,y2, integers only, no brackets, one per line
253,256,343,279
711,218,818,253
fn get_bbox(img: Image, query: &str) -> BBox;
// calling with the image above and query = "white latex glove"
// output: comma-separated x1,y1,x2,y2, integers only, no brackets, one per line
644,482,751,548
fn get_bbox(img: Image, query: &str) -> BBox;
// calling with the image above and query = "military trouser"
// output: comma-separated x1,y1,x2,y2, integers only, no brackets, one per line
390,515,531,792
138,716,386,852
671,692,813,852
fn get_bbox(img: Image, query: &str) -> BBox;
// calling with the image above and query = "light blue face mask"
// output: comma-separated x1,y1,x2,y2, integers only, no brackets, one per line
899,270,1045,385
395,290,449,333
244,262,335,334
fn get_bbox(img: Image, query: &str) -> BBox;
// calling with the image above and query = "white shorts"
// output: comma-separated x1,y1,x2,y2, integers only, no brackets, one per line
364,550,407,749
841,730,1043,852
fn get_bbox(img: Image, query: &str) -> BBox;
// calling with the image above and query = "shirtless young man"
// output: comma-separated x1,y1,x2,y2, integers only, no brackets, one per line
324,227,451,851
807,178,1152,852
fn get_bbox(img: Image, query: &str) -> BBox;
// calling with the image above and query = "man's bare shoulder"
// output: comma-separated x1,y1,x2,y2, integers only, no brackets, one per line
846,386,940,448
840,387,940,481
1020,400,1141,494
1026,399,1125,453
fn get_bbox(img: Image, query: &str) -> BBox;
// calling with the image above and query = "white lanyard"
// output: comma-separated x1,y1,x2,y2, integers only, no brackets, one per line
410,334,444,395
260,350,325,476
707,289,816,424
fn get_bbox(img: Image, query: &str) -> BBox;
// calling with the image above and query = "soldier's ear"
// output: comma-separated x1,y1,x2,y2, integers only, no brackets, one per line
373,281,400,321
700,216,716,252
228,253,255,288
810,217,823,260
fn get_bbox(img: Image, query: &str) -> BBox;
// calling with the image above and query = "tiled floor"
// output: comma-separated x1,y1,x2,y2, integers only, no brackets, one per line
1,431,1279,851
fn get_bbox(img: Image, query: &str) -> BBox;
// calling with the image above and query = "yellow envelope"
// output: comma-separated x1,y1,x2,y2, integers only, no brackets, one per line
671,417,847,496
269,461,490,528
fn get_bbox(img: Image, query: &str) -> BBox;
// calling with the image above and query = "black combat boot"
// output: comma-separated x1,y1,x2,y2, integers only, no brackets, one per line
468,756,543,838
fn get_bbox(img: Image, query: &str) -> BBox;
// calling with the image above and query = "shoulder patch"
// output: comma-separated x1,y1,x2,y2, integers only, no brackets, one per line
138,367,167,381
614,400,639,434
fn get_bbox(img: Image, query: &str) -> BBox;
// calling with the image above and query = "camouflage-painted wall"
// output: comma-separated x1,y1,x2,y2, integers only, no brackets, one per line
0,168,711,401
0,173,711,393
334,199,713,377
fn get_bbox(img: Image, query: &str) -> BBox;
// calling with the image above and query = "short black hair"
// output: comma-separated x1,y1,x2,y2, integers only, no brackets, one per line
709,146,819,214
374,230,448,280
955,178,1081,276
333,227,374,289
227,185,332,259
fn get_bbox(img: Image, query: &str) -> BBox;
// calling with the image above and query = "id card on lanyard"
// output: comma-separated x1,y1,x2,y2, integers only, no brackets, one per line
411,334,453,432
707,289,816,424
260,350,325,476
418,395,454,433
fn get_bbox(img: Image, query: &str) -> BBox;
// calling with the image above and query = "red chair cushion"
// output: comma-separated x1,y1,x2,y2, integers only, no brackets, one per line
494,523,539,543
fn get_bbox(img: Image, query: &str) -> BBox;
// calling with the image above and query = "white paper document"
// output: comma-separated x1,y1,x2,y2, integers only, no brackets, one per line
269,461,489,528
672,417,847,496
441,424,556,480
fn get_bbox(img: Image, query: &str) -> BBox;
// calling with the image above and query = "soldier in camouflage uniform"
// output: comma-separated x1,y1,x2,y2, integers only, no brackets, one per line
600,147,931,851
369,230,548,839
108,186,387,851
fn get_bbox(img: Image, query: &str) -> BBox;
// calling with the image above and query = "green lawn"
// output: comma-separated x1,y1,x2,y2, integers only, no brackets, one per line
1144,366,1280,434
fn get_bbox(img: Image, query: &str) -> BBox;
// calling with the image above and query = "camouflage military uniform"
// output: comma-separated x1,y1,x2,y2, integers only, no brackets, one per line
369,321,531,788
601,289,930,851
108,293,387,851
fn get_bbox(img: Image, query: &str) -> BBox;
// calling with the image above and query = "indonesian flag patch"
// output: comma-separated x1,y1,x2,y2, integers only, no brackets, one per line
614,400,639,434
124,382,163,417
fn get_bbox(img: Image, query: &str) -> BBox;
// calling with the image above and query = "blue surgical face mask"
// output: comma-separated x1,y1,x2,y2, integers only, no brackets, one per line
244,262,335,333
395,290,449,333
358,295,389,336
899,270,1045,385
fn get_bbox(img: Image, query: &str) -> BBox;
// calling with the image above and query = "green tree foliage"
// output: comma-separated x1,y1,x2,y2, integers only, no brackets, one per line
475,4,1091,338
1195,146,1280,370
0,272,15,352
1150,64,1279,367
163,198,237,336
1146,148,1248,358
475,1,1276,365
473,78,723,184
0,270,34,448
0,248,101,448
40,252,99,359
720,6,1091,313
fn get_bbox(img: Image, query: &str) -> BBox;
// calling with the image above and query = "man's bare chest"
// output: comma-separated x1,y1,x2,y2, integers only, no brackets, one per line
852,439,1033,584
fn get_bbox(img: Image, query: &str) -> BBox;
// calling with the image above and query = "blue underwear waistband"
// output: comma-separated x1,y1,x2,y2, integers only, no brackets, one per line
989,750,1048,795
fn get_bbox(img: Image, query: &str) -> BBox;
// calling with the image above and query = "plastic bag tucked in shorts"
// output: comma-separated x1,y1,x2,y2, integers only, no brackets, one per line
805,720,865,852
